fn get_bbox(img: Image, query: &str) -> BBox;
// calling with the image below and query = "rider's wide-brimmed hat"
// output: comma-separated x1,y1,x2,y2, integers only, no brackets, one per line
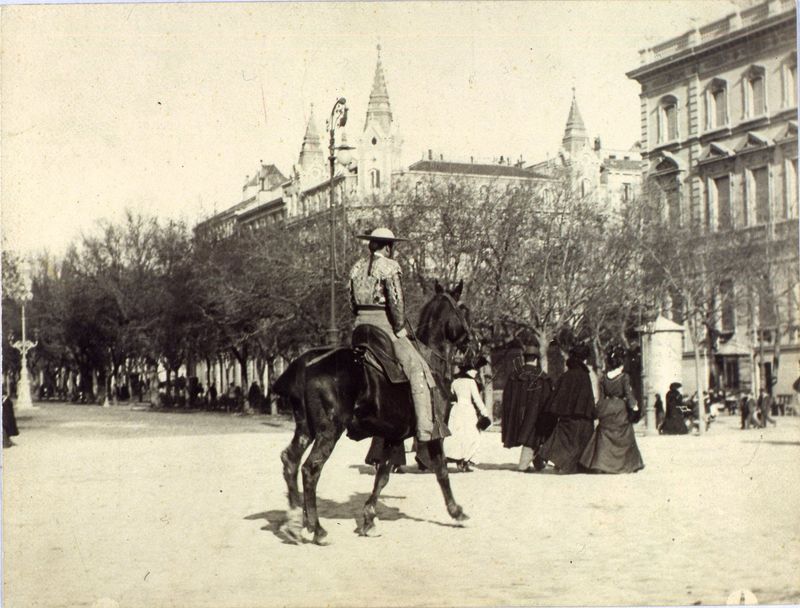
357,227,408,242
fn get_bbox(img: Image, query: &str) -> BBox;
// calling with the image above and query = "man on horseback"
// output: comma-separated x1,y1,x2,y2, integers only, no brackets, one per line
349,227,437,443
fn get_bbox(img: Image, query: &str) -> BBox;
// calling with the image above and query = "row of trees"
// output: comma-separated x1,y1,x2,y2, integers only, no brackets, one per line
2,172,797,407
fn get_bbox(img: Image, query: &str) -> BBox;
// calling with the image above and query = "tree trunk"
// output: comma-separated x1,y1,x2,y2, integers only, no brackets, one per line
689,315,705,435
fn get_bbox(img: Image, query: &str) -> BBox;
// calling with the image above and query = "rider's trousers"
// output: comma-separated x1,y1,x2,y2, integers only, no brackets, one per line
354,311,436,441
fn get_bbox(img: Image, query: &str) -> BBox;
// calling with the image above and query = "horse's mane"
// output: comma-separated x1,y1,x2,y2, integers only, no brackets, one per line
415,296,439,345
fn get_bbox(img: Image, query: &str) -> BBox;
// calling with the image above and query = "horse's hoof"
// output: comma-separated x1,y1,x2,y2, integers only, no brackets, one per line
449,506,469,522
277,522,303,544
313,528,330,546
359,519,380,537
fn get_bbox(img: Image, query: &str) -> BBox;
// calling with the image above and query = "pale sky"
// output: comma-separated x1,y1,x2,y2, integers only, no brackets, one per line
1,0,742,255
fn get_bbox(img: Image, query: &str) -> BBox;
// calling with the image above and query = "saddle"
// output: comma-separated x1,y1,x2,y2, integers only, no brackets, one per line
351,325,408,384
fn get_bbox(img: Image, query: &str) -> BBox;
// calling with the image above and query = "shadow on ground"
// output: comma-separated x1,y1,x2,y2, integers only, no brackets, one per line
246,491,465,542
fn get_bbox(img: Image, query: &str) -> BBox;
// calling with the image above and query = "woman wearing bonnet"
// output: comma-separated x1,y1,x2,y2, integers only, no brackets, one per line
444,358,491,473
579,346,644,474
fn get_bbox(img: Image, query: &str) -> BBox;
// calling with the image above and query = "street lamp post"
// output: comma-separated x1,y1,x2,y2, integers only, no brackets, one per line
10,267,37,410
325,97,354,346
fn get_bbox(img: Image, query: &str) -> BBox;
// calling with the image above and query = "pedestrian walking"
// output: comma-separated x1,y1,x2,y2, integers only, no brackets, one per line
654,393,665,431
740,391,751,429
660,383,689,435
444,361,491,473
745,390,760,428
365,437,406,473
2,390,19,448
539,343,595,474
500,345,553,472
579,347,644,474
757,388,777,427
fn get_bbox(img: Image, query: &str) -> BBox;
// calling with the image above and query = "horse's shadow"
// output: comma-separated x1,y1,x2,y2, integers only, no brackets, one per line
348,464,431,476
474,462,557,475
246,492,463,543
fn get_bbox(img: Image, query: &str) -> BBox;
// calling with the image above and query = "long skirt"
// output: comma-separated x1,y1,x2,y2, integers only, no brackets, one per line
580,398,644,474
540,417,594,474
444,400,481,462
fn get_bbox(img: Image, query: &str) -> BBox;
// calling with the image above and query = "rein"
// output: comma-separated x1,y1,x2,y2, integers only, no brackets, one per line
409,291,474,375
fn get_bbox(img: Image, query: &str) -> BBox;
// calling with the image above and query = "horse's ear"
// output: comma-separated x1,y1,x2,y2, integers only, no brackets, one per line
434,280,444,294
451,279,463,301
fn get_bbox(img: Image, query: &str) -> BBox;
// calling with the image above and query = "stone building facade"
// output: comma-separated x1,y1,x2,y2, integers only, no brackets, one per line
627,0,799,399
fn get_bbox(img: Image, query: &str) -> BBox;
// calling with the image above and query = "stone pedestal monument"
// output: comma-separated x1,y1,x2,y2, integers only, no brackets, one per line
639,315,684,435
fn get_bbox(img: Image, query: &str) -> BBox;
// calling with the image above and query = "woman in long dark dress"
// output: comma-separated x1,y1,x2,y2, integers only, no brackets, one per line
660,382,689,435
3,393,20,448
580,348,644,474
539,343,595,474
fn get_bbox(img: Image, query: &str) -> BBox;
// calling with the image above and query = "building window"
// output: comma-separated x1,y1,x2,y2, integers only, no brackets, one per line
720,279,736,333
744,66,767,118
658,95,679,143
580,178,591,198
622,182,632,202
667,188,681,227
415,181,423,196
750,166,770,224
714,175,731,230
759,291,777,330
370,169,380,189
706,79,728,129
783,57,797,108
784,158,798,219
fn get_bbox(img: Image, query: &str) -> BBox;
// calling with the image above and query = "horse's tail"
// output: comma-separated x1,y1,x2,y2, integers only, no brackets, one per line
272,357,307,415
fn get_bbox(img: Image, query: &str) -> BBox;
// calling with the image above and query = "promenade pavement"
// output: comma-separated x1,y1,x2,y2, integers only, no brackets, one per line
3,403,799,607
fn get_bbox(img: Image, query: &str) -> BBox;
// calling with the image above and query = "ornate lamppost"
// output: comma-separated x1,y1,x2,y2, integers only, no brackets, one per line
10,261,37,409
325,97,355,346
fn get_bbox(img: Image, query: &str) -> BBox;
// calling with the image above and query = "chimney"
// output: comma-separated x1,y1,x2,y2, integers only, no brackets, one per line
428,149,433,160
470,156,474,164
440,153,444,161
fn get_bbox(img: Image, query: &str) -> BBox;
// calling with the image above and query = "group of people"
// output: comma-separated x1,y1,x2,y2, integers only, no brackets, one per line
501,343,644,475
657,383,779,435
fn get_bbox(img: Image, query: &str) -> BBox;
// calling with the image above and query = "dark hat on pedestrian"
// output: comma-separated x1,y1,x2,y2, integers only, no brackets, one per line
522,345,540,358
669,382,682,390
357,227,408,242
570,343,591,362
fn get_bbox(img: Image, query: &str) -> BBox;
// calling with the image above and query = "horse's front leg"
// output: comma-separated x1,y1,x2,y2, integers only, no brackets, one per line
423,439,469,522
279,425,311,543
301,424,342,545
360,452,393,537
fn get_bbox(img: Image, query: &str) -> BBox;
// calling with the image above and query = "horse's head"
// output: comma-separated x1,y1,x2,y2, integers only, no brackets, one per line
417,279,473,350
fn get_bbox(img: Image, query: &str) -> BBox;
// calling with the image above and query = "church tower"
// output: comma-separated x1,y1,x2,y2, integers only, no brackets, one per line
358,44,403,197
297,104,325,176
561,89,590,157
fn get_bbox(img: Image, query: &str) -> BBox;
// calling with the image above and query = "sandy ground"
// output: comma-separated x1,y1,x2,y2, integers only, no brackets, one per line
2,403,799,608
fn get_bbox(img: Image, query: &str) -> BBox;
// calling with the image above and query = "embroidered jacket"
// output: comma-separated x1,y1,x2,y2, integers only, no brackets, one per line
349,254,405,333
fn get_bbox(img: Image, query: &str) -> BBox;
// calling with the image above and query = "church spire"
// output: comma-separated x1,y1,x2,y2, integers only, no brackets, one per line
364,44,392,133
562,88,589,155
298,103,324,170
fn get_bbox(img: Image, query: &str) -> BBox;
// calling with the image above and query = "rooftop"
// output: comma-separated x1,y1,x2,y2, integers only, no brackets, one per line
408,160,550,180
628,0,795,78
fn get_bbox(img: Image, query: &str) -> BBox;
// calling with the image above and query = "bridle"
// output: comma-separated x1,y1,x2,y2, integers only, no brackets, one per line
411,291,477,367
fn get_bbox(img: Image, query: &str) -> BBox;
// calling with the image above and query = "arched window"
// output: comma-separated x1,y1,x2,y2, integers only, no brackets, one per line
370,169,381,189
743,65,767,118
705,78,728,130
658,95,679,143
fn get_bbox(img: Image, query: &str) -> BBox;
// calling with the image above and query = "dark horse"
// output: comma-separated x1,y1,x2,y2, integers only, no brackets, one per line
272,281,472,545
